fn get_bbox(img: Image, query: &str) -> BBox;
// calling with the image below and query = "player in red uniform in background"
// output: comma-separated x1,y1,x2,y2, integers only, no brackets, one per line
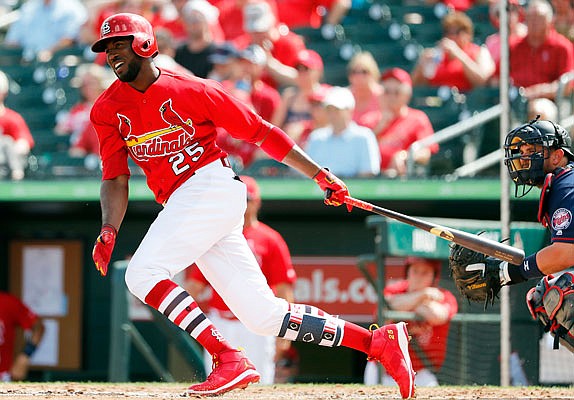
0,292,45,382
89,13,415,398
185,175,296,384
364,257,458,387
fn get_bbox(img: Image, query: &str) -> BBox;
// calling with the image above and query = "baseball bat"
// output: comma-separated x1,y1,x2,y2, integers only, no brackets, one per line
344,196,525,264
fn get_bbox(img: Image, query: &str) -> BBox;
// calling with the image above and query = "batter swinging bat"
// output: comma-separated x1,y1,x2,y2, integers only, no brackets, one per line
344,196,525,264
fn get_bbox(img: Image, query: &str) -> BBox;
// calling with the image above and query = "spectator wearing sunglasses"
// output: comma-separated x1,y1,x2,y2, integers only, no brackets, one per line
411,11,495,91
373,68,438,178
346,52,383,130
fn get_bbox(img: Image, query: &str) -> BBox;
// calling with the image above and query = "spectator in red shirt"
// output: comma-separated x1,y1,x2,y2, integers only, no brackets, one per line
185,175,296,385
55,63,112,144
504,0,574,100
411,11,495,91
0,70,34,181
243,1,306,88
369,68,438,178
275,0,351,33
364,257,458,387
485,0,527,64
346,51,383,130
0,291,45,382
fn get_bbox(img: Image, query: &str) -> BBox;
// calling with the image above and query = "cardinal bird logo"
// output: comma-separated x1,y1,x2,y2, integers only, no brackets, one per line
119,99,197,161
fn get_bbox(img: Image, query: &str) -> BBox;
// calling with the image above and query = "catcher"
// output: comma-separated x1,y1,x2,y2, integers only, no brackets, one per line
449,117,574,352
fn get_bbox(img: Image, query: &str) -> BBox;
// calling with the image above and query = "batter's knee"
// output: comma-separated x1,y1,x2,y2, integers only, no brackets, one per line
237,297,288,336
124,261,171,303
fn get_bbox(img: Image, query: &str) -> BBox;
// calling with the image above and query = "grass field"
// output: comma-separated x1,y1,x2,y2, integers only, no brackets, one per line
1,382,574,400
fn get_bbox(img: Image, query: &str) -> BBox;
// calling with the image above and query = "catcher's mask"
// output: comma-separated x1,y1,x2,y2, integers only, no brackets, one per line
504,117,574,198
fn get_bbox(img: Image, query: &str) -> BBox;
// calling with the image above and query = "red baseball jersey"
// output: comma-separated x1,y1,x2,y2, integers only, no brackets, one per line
0,292,38,373
90,69,275,204
383,281,458,372
0,107,34,148
375,107,438,170
187,221,296,318
508,29,574,89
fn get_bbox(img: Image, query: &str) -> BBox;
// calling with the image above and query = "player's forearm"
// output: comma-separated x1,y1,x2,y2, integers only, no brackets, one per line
100,175,129,230
30,319,45,346
535,242,574,275
281,146,321,179
385,292,425,311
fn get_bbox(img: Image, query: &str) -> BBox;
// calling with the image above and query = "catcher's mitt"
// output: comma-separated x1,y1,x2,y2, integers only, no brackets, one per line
448,244,502,309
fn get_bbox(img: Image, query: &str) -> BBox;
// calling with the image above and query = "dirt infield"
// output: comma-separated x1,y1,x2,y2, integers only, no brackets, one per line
1,383,574,400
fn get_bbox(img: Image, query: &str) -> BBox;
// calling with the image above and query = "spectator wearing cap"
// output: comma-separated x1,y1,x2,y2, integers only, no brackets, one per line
370,68,437,178
214,0,279,49
304,86,380,178
346,51,384,130
500,0,574,100
411,11,495,91
243,1,306,88
239,44,281,122
485,0,527,64
207,42,242,82
364,256,458,387
175,0,220,78
271,49,329,145
275,0,350,33
156,0,225,46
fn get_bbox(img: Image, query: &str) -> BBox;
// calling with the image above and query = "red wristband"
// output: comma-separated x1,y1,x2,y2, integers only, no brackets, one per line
260,126,296,161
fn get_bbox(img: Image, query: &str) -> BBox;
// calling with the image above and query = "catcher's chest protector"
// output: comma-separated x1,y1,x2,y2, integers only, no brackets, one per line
526,272,574,353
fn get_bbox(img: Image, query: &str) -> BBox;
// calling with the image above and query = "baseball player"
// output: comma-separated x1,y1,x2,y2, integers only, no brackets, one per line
0,291,45,382
89,13,415,398
449,117,574,351
364,257,458,387
185,175,296,385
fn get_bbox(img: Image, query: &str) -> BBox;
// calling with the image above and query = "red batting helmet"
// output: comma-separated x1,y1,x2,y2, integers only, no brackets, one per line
91,13,158,58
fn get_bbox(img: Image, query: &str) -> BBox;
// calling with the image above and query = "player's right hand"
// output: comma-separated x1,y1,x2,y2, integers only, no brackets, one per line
313,168,351,210
92,224,117,277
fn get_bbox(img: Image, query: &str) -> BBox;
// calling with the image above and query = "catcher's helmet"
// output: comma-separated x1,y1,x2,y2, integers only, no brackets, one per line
91,13,158,58
504,117,573,197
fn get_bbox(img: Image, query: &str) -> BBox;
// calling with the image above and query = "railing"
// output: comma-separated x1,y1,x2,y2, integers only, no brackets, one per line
557,71,574,129
406,104,502,177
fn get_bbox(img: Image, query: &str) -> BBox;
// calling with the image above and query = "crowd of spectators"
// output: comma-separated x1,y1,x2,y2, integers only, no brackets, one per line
0,0,572,181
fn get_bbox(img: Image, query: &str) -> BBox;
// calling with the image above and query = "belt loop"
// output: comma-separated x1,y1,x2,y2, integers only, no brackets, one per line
221,156,231,168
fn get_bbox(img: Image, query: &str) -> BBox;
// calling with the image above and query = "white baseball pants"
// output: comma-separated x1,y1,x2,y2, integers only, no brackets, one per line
125,159,289,337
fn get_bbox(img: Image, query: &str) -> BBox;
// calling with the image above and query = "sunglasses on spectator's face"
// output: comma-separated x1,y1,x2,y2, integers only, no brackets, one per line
296,64,310,72
349,69,369,75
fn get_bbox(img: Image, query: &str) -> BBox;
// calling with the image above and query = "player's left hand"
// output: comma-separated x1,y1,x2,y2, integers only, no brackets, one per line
92,224,117,277
313,168,351,211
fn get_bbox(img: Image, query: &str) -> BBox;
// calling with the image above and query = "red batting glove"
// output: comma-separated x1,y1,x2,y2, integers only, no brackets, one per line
313,168,352,211
92,224,117,277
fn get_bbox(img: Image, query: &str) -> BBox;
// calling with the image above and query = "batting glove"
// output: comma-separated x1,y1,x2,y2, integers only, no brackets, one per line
313,168,352,211
92,224,117,277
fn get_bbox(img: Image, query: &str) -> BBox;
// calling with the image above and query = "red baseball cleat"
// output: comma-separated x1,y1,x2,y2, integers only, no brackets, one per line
186,349,260,396
368,322,416,399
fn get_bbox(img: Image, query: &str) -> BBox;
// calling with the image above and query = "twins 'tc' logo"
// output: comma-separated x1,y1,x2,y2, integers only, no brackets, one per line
552,208,572,234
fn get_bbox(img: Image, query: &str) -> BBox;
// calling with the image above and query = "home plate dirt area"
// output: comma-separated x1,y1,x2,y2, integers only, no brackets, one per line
1,382,574,399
